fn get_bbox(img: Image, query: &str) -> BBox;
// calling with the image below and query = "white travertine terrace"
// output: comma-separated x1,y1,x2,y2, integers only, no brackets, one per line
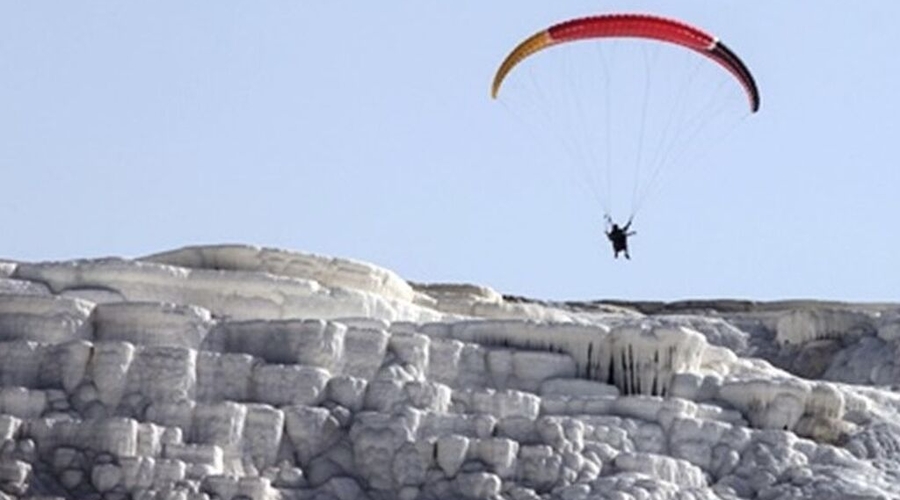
0,245,897,499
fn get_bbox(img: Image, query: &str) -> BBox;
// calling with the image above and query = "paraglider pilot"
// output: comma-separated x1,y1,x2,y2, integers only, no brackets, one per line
605,215,635,260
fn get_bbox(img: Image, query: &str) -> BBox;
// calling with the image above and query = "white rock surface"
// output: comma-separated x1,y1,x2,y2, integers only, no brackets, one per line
0,245,898,499
436,434,469,477
0,388,46,420
203,319,345,371
776,308,875,346
0,278,49,297
143,244,423,305
613,452,707,488
0,295,93,343
283,405,341,467
13,257,445,323
92,302,212,349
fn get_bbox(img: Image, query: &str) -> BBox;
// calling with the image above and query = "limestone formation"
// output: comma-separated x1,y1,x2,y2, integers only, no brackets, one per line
0,245,897,499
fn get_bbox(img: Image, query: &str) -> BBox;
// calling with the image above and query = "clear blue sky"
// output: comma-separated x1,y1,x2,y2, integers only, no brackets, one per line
1,2,897,301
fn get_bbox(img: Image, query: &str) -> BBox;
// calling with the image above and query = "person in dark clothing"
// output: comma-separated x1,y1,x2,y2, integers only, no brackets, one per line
605,218,635,259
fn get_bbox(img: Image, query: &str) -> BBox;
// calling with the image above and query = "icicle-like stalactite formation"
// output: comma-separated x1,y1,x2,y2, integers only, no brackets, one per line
443,319,707,396
596,324,707,396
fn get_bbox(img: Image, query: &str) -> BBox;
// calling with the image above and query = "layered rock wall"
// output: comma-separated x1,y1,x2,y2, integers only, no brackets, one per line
0,245,896,500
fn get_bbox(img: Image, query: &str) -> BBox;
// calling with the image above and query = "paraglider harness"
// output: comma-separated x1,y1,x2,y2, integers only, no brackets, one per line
604,214,636,259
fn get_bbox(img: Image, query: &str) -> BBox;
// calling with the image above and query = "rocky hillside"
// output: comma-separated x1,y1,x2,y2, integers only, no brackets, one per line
0,244,899,500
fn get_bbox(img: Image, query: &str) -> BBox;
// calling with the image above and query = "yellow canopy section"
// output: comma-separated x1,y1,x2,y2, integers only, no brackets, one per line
491,30,554,99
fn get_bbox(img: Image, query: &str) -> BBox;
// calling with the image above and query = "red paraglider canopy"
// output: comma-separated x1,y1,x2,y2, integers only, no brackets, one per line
492,14,760,113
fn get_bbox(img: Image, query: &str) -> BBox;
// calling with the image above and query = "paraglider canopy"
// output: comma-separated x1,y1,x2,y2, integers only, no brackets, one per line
492,14,760,112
